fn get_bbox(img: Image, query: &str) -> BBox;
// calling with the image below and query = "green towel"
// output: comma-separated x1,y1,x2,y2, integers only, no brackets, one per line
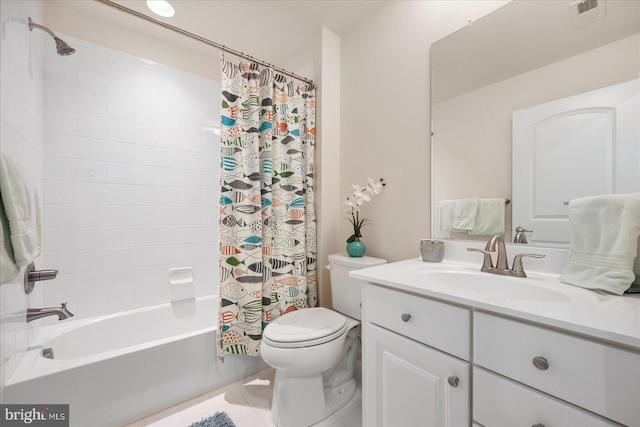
0,195,20,284
0,154,42,268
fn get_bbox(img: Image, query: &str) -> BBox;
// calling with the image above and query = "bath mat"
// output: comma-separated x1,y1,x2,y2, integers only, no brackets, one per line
188,411,236,427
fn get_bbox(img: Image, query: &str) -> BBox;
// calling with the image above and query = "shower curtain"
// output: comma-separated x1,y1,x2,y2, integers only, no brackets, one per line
218,58,317,357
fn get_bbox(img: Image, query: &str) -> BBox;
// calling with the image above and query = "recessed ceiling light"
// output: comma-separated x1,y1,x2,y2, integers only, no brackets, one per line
147,0,175,18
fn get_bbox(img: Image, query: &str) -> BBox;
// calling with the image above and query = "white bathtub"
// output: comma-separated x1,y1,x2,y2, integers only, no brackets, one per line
4,296,265,427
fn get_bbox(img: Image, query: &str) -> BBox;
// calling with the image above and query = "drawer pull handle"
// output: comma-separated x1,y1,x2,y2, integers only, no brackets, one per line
447,376,459,387
532,424,545,427
401,313,411,322
532,356,549,370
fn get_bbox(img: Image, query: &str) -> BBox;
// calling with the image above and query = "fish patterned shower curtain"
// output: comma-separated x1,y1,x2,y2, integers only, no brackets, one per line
218,58,317,357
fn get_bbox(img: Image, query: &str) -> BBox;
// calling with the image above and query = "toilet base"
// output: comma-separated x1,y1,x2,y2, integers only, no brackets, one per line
270,371,357,427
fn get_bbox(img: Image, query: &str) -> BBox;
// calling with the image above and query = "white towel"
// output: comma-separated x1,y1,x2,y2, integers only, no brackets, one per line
0,154,42,268
468,199,505,235
560,193,640,295
439,200,457,231
453,198,479,231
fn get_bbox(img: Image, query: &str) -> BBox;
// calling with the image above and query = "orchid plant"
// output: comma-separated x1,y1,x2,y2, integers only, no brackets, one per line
344,178,385,243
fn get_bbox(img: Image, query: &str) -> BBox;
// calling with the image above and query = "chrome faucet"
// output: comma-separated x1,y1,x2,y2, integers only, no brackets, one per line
467,235,545,277
27,303,74,322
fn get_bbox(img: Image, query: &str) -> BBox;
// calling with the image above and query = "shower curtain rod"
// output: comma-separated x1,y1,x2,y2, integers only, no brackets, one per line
93,0,314,85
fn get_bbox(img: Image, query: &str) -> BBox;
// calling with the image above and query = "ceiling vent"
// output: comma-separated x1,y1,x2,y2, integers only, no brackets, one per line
570,0,606,27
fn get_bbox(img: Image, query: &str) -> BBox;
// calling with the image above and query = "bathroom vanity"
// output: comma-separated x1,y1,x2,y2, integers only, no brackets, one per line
352,242,640,427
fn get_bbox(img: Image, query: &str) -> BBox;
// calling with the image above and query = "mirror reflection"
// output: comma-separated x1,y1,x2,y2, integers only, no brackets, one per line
430,0,640,247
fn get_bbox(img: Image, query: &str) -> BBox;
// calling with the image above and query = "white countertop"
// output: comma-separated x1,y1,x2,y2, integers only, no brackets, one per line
351,257,640,350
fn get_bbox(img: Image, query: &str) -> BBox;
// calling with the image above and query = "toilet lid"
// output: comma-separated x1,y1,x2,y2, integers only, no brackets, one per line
263,307,348,348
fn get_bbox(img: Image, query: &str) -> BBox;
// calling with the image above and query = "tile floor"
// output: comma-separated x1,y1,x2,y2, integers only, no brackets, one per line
124,367,362,427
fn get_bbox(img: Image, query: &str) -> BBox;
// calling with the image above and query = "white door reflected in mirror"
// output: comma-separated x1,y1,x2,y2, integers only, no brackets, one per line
512,79,640,247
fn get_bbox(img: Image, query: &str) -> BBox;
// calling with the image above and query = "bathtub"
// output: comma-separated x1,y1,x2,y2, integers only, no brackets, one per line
4,296,265,427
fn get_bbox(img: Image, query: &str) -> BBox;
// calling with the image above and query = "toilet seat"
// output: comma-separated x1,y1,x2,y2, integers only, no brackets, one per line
263,308,348,348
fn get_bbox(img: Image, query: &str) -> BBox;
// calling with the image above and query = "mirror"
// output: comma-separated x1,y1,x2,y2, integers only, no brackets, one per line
430,0,640,247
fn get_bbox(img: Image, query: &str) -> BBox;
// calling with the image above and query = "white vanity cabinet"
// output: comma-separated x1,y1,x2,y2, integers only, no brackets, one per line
474,312,639,427
363,284,471,427
362,281,639,427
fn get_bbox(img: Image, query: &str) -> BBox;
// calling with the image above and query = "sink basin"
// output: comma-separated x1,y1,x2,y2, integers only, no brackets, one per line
419,270,571,303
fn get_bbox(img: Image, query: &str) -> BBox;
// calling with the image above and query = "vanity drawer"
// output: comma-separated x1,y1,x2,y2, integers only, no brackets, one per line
473,367,620,427
474,312,640,427
364,284,470,360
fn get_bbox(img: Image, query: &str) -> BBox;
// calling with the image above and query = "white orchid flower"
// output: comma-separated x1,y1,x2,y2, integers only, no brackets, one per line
368,177,384,194
354,189,371,202
345,199,356,207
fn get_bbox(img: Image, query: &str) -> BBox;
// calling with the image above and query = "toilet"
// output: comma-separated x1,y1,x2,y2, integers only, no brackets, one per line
260,253,387,427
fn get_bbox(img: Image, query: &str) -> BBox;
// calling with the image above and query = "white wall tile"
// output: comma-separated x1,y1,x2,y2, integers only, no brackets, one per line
134,165,158,186
181,188,201,207
134,144,158,166
77,205,107,227
45,61,76,91
108,141,135,164
181,170,201,189
45,108,76,135
45,132,77,157
158,148,181,168
77,91,108,118
77,45,107,75
106,227,134,248
77,114,107,139
182,133,202,153
45,156,76,181
77,159,108,183
77,182,107,205
133,185,158,206
45,228,78,252
77,136,107,160
108,119,135,143
45,86,76,112
77,69,107,96
158,188,182,206
77,227,108,250
45,205,77,228
181,151,202,171
158,129,182,150
44,180,76,204
107,77,135,101
107,183,136,205
107,50,135,81
42,36,220,323
108,98,135,122
108,162,135,184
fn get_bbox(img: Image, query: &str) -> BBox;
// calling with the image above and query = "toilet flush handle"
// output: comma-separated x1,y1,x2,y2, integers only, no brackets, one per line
325,264,332,270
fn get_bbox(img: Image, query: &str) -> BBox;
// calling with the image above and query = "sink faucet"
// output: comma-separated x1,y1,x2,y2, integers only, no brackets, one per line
27,303,74,322
467,235,545,278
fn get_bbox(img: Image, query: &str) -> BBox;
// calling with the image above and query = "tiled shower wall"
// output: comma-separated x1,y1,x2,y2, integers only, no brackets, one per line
41,35,221,319
0,0,46,402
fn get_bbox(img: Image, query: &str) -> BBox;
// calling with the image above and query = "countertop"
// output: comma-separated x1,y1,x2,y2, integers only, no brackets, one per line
351,258,640,350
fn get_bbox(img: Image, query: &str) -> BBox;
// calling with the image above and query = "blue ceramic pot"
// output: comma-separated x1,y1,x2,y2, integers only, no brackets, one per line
346,239,366,257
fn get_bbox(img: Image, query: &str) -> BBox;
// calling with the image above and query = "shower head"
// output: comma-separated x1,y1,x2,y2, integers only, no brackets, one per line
28,17,76,56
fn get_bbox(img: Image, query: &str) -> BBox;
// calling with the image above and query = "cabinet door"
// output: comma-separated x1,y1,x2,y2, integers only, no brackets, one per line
363,323,470,427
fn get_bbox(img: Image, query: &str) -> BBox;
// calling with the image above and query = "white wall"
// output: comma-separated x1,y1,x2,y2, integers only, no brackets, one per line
0,0,46,402
41,34,221,319
340,1,509,263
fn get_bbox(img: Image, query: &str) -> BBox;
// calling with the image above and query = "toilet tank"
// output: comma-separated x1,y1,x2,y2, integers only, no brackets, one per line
328,253,387,320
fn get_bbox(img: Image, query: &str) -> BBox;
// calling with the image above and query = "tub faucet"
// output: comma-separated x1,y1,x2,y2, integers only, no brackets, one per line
27,303,74,322
467,235,545,278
